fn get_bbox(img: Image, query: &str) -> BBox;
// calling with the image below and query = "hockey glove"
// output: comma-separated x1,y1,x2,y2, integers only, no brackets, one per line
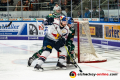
46,17,54,25
57,38,65,47
68,44,71,51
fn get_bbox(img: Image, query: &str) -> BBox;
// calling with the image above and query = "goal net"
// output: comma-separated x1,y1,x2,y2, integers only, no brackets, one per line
74,21,107,63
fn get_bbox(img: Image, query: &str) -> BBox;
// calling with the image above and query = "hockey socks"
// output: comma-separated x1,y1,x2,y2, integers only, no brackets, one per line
32,49,43,59
35,51,50,70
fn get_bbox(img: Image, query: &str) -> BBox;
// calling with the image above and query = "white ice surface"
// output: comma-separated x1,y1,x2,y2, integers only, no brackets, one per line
0,40,120,80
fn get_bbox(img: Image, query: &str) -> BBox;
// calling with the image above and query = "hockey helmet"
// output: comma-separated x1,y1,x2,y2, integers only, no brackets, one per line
53,5,61,15
60,16,67,21
67,17,74,27
53,5,61,11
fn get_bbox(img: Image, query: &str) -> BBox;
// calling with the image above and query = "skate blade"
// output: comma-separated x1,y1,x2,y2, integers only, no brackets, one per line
34,68,43,72
56,67,60,70
27,65,31,67
56,67,67,70
67,64,73,66
62,67,67,70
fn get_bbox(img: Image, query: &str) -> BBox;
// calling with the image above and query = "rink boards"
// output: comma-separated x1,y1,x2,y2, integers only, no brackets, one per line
0,21,120,47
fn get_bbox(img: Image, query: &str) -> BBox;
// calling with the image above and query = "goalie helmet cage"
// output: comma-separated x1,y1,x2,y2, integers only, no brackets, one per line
58,21,107,63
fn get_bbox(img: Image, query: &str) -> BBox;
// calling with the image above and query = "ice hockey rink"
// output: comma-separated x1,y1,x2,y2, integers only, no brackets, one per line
0,40,120,80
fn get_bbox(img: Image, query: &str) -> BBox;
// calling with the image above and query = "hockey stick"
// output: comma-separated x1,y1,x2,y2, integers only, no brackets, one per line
65,46,83,72
6,21,12,27
34,18,44,29
52,22,83,72
0,21,12,28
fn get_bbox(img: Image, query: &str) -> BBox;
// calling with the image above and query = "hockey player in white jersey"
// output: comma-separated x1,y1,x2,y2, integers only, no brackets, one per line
34,16,69,71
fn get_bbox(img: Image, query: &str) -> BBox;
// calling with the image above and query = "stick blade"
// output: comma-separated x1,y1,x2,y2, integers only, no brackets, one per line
5,21,12,27
79,70,83,72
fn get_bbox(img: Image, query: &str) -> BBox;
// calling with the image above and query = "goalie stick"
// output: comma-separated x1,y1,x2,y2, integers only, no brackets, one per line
0,21,12,28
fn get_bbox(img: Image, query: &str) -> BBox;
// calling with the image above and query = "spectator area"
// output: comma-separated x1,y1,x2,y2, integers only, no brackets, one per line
0,0,120,21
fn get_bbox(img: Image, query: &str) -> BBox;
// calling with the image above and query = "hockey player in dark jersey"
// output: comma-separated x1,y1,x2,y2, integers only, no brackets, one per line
66,17,76,64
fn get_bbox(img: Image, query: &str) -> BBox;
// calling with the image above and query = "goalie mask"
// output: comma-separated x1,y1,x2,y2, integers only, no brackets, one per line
53,5,61,15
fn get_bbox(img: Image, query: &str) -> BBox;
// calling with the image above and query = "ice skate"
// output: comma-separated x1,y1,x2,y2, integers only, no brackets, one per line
67,58,76,65
28,57,34,66
56,62,66,70
34,64,44,71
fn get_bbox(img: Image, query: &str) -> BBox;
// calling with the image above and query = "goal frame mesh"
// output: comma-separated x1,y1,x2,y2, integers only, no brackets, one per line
76,21,107,63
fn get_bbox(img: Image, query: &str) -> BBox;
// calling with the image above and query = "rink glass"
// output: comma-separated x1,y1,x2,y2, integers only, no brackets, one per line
0,0,120,22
